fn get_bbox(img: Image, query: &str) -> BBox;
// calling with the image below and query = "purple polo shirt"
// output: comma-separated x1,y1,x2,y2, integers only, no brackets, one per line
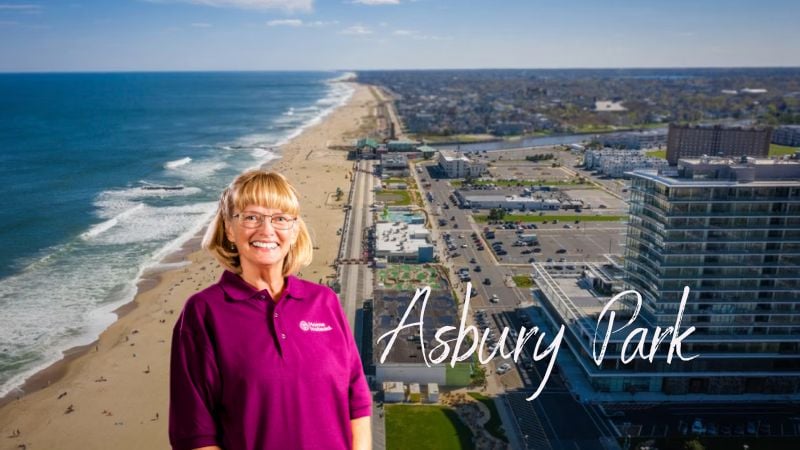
169,270,371,450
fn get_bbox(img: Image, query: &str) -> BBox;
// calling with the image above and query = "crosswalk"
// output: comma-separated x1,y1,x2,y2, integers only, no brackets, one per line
507,393,553,450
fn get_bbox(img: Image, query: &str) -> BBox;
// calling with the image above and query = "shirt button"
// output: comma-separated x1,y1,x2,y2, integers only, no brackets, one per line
281,333,286,340
274,313,279,318
259,295,266,300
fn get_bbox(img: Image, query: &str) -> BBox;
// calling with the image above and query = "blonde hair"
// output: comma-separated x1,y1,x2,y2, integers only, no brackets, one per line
203,170,313,276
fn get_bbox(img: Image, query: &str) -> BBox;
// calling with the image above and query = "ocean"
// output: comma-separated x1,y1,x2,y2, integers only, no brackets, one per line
0,71,354,397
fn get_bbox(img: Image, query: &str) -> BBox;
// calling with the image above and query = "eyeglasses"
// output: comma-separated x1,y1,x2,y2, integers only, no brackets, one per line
232,212,297,230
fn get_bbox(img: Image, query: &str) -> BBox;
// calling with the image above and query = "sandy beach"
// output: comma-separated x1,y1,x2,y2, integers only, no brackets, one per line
0,83,378,450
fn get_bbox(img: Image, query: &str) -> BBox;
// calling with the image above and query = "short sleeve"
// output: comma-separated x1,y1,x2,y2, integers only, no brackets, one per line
328,289,372,419
169,297,223,450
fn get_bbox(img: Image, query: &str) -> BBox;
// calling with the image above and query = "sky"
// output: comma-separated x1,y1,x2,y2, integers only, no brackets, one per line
0,0,799,72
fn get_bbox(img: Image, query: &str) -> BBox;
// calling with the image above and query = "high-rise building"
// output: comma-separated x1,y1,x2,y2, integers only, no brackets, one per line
773,125,800,148
623,157,800,395
666,124,772,165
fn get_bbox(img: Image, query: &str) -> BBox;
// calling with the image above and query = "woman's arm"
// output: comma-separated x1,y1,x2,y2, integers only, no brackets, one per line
351,416,372,450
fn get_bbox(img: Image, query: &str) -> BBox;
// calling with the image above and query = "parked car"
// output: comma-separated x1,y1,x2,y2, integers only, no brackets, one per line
556,248,567,254
483,278,491,285
496,363,512,374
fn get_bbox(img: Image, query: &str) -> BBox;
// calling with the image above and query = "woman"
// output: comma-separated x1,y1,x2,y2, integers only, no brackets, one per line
169,170,372,450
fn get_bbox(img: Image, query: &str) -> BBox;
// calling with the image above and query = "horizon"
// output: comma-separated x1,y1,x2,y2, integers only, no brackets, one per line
1,0,799,72
3,65,800,75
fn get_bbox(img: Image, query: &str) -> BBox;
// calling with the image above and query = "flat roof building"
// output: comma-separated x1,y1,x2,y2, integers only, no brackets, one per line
621,157,800,396
437,150,487,178
374,222,434,263
665,124,772,165
772,125,800,148
373,288,460,385
599,129,667,150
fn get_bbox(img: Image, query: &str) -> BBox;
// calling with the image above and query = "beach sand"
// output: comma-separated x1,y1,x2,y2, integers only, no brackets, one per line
0,83,378,450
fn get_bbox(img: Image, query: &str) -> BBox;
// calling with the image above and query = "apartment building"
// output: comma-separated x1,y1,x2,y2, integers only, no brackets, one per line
666,124,772,165
620,157,800,395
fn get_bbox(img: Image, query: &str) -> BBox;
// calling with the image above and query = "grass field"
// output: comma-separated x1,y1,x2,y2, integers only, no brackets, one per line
512,275,534,288
645,149,667,159
467,392,508,442
376,189,412,206
386,405,475,450
769,143,800,157
445,362,473,386
376,264,442,290
475,214,627,223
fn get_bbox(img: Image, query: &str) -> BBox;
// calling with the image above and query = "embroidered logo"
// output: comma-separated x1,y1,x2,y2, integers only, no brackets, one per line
299,320,332,332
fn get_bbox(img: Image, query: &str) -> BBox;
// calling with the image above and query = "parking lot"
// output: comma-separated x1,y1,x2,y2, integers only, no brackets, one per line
481,221,626,266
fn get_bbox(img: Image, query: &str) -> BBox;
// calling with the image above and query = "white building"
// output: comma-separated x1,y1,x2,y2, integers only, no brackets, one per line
437,150,487,178
585,148,668,178
374,222,435,263
427,383,440,403
380,154,410,176
458,194,561,211
383,382,405,403
598,129,668,149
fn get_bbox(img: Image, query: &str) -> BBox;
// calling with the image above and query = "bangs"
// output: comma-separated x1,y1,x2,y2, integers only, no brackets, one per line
230,172,300,216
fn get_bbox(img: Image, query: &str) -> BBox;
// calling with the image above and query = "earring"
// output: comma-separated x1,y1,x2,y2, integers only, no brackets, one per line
230,243,236,251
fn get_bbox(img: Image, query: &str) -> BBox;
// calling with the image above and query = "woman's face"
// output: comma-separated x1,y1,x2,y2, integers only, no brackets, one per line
225,204,299,277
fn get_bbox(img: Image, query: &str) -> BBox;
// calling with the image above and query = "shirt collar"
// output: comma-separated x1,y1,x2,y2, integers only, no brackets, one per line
219,270,304,302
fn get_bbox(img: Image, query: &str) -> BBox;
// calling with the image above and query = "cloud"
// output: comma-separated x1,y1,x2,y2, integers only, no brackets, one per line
340,25,372,35
352,0,399,4
267,18,303,26
0,4,41,10
147,0,312,12
306,20,338,27
391,29,451,41
191,22,212,27
266,19,335,27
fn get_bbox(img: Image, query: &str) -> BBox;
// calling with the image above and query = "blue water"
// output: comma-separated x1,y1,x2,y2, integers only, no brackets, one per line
0,71,354,396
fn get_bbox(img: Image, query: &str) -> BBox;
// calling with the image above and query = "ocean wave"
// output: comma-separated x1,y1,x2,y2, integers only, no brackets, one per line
89,203,215,246
0,200,217,398
81,203,145,240
251,147,279,160
93,186,203,219
164,157,192,169
169,160,228,180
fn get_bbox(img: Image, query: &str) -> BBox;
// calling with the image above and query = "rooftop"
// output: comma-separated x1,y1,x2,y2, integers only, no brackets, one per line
373,288,458,364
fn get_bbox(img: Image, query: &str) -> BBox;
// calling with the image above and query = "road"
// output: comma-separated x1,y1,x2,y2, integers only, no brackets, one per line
414,161,620,449
340,159,375,329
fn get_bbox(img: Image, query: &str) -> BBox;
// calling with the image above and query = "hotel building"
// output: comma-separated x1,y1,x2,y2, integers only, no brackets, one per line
620,157,800,395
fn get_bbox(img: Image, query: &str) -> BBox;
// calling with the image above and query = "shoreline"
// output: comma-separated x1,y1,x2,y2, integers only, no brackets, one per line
0,82,377,449
0,234,203,410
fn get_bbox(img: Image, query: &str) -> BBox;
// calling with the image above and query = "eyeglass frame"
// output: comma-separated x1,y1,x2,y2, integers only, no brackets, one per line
231,211,298,230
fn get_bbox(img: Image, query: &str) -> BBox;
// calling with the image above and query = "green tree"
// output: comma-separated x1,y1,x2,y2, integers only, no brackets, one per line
488,208,506,221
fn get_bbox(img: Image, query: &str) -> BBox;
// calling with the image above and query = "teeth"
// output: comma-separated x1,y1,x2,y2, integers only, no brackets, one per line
251,242,278,249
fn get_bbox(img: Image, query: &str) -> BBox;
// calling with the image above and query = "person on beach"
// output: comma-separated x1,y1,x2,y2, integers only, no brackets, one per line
169,170,371,450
